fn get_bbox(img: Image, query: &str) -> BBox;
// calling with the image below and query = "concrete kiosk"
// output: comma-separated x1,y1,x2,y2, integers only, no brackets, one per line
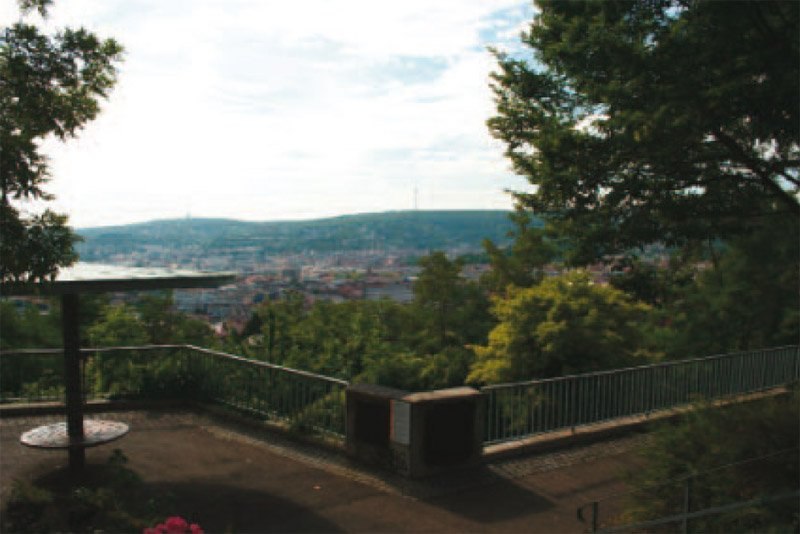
347,384,485,478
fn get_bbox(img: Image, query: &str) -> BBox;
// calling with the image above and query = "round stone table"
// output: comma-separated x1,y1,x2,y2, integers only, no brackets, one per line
21,420,129,449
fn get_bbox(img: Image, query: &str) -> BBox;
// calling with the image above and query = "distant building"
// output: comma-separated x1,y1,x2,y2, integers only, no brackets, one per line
364,282,414,303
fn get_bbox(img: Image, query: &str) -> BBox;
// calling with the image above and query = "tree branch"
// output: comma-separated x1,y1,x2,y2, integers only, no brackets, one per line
712,129,800,214
776,170,800,188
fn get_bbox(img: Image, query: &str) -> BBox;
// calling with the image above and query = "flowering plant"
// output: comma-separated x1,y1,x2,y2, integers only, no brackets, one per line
144,516,203,534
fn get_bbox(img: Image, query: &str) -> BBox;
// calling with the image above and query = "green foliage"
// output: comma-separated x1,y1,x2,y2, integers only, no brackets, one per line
0,300,61,349
354,345,475,391
413,252,492,351
87,305,148,348
609,254,694,308
0,300,64,400
357,351,429,391
481,209,556,293
489,0,799,263
1,3,123,283
623,392,800,531
250,296,424,386
237,253,494,392
469,271,652,384
84,305,147,396
81,298,213,398
0,207,79,283
1,450,171,533
17,0,53,17
86,293,213,348
418,346,475,390
662,217,799,358
233,254,493,392
481,0,799,378
285,299,396,379
0,294,108,351
2,479,54,532
135,292,214,346
289,389,346,435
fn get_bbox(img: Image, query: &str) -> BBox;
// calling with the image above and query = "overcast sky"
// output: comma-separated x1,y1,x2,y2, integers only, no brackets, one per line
3,1,536,228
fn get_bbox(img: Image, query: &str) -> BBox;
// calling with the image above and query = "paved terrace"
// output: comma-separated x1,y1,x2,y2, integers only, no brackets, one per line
1,408,646,533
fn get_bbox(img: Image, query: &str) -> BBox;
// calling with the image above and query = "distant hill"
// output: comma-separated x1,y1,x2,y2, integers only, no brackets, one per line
76,210,518,263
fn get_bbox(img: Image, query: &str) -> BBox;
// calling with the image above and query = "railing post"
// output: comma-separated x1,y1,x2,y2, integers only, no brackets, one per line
794,346,800,382
577,500,599,532
682,476,692,534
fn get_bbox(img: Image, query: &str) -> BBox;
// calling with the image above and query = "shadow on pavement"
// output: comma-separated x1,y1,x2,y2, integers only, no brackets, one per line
408,465,555,524
2,464,344,534
145,481,343,534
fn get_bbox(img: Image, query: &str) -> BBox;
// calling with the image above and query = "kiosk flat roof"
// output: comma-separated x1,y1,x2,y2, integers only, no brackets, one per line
1,263,236,295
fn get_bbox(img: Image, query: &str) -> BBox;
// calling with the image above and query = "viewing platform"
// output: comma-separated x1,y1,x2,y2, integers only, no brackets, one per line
1,344,796,530
1,407,645,533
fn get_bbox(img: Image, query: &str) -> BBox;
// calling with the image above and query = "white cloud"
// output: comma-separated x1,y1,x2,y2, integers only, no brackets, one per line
11,0,535,227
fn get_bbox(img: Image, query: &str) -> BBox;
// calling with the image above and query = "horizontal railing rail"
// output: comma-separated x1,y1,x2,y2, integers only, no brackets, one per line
183,345,347,436
0,344,348,438
577,447,800,533
481,345,799,445
184,345,349,386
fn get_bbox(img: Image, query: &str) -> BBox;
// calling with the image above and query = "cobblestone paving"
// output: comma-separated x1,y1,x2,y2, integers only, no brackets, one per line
487,433,652,480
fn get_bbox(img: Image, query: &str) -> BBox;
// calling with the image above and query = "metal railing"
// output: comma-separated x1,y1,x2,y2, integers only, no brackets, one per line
482,346,799,445
0,348,67,403
185,345,348,436
577,447,800,532
3,344,798,445
0,345,348,438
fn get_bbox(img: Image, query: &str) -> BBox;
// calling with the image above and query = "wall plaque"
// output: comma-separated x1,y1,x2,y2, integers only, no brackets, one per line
391,400,411,445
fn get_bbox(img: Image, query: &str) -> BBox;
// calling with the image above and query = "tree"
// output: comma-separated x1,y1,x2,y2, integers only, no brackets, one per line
608,254,694,308
87,305,148,348
665,214,799,357
488,0,799,263
413,252,465,349
468,271,652,384
622,392,799,531
250,291,306,364
481,209,557,293
1,1,123,282
413,251,492,351
135,292,214,346
0,299,61,349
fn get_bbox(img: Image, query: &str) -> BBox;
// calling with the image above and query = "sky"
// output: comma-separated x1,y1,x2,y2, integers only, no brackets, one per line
3,0,537,228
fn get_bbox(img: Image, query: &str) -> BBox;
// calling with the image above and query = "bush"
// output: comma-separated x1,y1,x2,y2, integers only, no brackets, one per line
1,450,171,533
621,391,800,532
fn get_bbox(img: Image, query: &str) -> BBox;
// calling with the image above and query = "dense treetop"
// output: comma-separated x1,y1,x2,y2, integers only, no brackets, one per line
489,0,799,263
468,270,650,383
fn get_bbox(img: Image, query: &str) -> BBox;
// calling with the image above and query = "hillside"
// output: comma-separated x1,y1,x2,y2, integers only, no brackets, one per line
76,210,518,262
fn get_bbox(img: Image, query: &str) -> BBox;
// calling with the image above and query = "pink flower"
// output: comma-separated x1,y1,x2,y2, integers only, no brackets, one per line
165,516,189,533
145,516,202,534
